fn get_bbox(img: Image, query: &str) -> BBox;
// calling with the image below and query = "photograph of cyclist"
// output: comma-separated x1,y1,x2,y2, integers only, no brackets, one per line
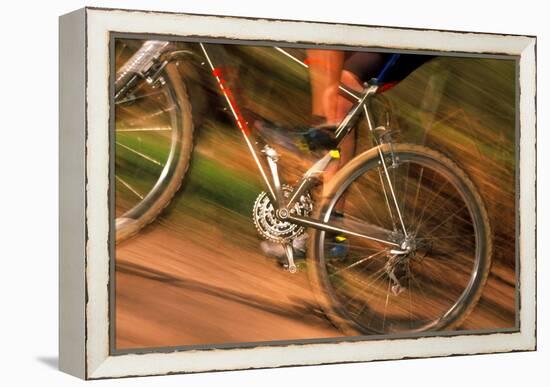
113,38,517,351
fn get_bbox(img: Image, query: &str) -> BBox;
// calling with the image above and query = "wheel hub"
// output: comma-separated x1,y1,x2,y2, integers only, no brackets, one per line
399,237,416,253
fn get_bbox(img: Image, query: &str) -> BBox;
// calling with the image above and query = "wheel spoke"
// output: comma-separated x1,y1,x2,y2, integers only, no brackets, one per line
413,179,449,235
115,175,144,199
330,249,388,277
414,190,461,235
352,265,391,315
115,90,165,105
350,182,386,228
400,160,412,227
116,126,172,132
424,204,467,236
410,166,424,226
116,141,164,167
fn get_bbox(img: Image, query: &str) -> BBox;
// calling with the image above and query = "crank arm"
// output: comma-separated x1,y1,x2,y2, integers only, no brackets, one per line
283,243,297,274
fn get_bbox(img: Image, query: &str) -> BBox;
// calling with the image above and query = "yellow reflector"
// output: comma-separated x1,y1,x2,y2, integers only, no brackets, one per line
330,149,340,159
335,235,347,242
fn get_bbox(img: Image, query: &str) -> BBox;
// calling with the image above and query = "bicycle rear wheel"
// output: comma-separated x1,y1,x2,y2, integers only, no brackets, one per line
308,143,492,334
115,63,194,242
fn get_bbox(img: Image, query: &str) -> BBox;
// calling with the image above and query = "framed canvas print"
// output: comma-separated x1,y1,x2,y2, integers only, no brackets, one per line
59,7,537,380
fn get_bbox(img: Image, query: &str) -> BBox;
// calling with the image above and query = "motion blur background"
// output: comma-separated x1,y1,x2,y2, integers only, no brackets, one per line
115,39,516,349
1,1,546,386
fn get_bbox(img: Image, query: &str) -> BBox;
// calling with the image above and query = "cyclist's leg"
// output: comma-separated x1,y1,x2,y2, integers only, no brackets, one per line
261,52,385,260
261,50,344,262
324,52,388,185
306,49,345,123
321,53,389,257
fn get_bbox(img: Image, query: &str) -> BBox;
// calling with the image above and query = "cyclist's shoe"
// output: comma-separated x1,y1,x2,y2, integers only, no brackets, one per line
253,119,305,154
328,234,350,258
303,124,339,151
253,119,339,154
326,212,350,258
260,233,308,261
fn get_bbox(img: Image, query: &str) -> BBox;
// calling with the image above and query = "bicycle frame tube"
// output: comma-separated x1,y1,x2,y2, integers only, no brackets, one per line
198,43,406,247
289,214,400,248
199,43,277,200
274,47,362,103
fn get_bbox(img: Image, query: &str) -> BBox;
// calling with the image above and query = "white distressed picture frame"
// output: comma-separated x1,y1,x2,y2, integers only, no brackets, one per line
59,7,536,380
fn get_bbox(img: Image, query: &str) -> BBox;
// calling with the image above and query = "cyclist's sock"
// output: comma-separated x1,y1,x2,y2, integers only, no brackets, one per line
311,114,328,126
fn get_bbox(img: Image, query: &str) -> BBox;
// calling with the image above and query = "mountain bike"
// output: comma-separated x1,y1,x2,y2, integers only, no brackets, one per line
114,40,492,335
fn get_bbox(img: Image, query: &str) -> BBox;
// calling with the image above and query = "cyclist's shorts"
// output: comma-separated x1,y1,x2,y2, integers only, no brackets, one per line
343,52,433,84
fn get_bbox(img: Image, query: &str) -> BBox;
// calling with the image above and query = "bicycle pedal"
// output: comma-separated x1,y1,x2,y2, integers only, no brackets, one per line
281,261,306,273
391,284,406,296
284,263,297,274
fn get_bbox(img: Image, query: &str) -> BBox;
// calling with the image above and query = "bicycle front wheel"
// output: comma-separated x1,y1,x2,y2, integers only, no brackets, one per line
308,143,492,335
115,63,194,243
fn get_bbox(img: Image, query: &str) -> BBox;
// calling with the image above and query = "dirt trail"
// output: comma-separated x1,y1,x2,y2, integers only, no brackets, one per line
115,210,515,350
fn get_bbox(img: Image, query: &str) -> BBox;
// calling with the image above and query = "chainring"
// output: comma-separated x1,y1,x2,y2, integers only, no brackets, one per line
252,184,313,243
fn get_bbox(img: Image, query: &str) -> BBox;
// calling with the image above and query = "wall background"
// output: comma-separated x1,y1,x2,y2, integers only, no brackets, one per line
0,0,546,385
